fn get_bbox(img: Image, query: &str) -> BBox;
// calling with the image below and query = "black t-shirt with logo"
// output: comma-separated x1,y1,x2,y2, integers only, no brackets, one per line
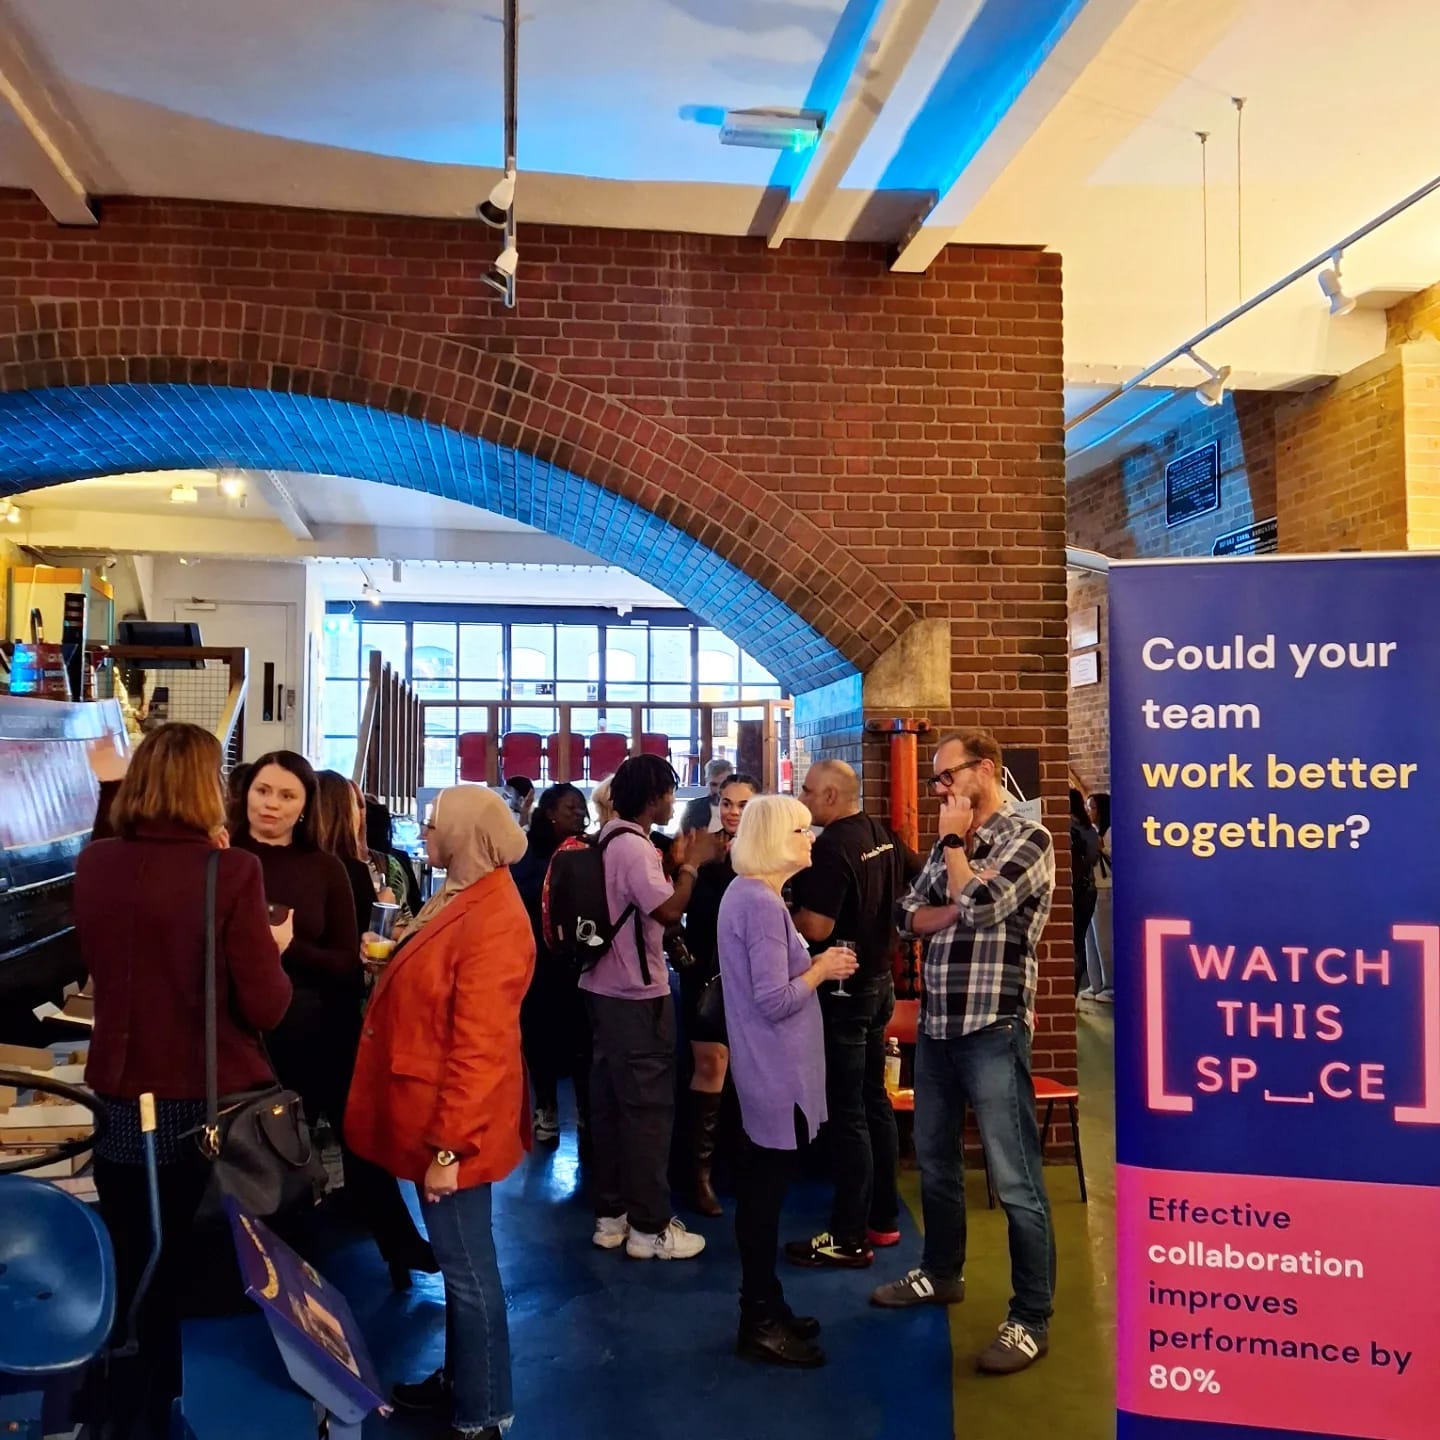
790,812,917,981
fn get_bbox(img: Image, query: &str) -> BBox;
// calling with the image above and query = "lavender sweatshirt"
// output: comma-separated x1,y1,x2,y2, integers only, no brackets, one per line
716,876,826,1151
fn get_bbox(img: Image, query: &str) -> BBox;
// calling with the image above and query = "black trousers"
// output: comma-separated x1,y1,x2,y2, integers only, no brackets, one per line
586,991,675,1234
268,989,424,1263
734,1109,807,1318
522,955,591,1120
820,976,900,1245
94,1151,212,1440
1073,886,1098,991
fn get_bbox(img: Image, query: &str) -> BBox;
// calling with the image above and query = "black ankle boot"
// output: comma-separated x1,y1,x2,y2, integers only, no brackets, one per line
689,1089,724,1217
737,1315,826,1368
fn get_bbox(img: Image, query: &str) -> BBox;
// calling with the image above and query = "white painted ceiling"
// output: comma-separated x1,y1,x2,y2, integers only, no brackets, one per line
5,0,1440,477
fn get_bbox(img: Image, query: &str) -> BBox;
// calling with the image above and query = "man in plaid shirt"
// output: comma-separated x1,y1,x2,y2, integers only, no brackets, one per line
870,730,1057,1375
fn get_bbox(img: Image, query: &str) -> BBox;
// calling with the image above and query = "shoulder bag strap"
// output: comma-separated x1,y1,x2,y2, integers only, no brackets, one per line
202,848,221,1158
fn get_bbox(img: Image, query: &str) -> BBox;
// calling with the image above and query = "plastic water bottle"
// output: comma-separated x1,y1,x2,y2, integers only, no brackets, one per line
884,1036,902,1095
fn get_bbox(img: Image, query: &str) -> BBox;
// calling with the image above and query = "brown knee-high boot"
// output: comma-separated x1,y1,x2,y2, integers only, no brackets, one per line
689,1089,724,1217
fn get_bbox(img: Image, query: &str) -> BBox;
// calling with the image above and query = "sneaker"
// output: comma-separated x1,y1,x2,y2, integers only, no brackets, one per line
870,1267,965,1308
626,1218,706,1261
592,1215,629,1250
866,1227,902,1248
1094,988,1115,1005
977,1319,1048,1374
533,1106,560,1145
1077,987,1096,1001
391,1369,449,1412
784,1231,873,1269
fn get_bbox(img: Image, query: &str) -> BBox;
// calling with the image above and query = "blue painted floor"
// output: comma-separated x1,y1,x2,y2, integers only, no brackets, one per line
316,1088,955,1440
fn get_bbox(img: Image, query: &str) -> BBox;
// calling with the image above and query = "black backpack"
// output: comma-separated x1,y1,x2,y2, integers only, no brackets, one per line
543,830,651,983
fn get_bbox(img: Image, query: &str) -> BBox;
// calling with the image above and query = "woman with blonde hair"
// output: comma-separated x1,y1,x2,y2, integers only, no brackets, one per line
76,723,292,1436
347,786,534,1439
716,794,858,1368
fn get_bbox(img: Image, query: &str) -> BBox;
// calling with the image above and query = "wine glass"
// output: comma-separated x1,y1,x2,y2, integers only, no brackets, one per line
831,939,856,997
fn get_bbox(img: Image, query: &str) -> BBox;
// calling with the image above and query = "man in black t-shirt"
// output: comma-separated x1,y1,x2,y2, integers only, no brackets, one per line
786,759,921,1268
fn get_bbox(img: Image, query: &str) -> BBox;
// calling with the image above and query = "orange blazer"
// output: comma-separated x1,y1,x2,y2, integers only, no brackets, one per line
346,867,536,1189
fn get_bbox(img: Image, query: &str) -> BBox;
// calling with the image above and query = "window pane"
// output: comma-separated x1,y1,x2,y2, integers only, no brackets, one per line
506,706,554,735
415,679,456,735
511,625,554,679
412,623,457,680
556,626,599,680
646,711,690,743
600,708,633,737
459,624,504,679
740,650,779,688
556,681,594,702
650,629,692,685
359,623,407,677
320,737,358,778
424,736,457,789
323,680,359,737
608,681,646,705
321,614,359,677
606,629,648,685
698,632,739,697
568,708,600,735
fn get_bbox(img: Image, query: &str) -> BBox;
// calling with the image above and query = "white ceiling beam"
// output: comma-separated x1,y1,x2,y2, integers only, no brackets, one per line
890,0,1143,273
248,469,315,541
767,0,940,250
0,0,99,226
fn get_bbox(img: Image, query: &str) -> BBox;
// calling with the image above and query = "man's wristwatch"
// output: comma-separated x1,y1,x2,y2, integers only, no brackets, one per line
941,833,967,850
434,1149,458,1167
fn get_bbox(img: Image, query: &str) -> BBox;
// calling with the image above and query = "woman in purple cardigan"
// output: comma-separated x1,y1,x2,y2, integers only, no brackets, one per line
717,794,858,1369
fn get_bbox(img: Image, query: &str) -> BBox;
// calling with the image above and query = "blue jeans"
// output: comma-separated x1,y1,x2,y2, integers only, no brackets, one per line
426,1183,512,1435
914,1020,1055,1331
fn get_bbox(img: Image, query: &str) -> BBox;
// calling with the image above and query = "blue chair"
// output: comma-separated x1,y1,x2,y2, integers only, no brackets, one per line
0,1175,116,1437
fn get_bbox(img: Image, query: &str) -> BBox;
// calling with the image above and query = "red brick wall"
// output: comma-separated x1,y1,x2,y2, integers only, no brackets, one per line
0,192,1077,1086
1066,393,1281,790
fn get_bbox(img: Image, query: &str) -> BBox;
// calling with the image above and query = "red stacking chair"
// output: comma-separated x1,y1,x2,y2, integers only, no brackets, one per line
457,732,489,784
499,731,542,786
639,733,670,762
588,732,628,781
546,732,585,783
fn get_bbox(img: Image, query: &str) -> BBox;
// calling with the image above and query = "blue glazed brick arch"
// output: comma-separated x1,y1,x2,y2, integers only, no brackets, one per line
0,383,855,692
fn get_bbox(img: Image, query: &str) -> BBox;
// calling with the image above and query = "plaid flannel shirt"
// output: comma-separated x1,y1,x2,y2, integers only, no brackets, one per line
896,807,1055,1040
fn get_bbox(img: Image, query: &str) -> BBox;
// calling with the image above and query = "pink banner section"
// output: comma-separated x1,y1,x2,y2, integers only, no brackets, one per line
1117,1164,1440,1438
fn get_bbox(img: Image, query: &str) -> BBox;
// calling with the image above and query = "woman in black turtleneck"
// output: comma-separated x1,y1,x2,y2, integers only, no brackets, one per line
232,752,434,1286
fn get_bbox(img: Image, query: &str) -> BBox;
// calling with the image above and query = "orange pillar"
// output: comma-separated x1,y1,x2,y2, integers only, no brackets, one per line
868,717,929,998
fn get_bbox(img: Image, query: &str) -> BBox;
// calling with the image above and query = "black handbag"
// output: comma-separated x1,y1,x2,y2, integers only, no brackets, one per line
694,971,726,1038
194,850,327,1224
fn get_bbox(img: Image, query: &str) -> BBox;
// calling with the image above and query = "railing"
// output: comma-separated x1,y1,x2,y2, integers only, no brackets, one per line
424,697,794,793
353,650,422,815
91,644,249,771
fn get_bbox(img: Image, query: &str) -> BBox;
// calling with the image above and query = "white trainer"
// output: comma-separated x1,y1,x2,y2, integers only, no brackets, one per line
592,1215,629,1250
625,1218,706,1261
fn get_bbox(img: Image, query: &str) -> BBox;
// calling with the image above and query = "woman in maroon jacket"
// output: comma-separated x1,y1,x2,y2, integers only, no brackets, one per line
76,722,293,1439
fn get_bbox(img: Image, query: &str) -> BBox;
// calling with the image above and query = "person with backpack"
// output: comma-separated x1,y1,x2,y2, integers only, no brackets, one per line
558,754,723,1259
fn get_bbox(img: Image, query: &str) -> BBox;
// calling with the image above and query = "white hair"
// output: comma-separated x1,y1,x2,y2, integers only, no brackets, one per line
730,794,812,877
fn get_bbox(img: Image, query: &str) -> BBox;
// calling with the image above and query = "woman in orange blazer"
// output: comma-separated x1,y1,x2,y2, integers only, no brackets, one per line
347,785,533,1440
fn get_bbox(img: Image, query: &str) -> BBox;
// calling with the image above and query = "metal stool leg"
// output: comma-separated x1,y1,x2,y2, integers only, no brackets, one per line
1069,1098,1087,1203
1040,1099,1055,1153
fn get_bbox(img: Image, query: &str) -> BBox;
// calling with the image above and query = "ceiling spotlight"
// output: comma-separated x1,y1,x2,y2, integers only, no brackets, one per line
362,581,382,606
218,473,247,500
493,244,518,280
1186,349,1232,408
1317,253,1357,317
169,483,199,505
0,498,20,525
476,169,516,229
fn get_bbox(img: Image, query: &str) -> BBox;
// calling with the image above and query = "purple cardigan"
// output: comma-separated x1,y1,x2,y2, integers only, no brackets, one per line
716,876,826,1151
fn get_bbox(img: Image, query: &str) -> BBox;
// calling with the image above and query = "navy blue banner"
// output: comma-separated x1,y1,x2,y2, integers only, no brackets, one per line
1109,556,1440,1440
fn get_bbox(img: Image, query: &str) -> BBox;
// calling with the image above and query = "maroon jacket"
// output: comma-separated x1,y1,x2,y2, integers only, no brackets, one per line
75,822,293,1100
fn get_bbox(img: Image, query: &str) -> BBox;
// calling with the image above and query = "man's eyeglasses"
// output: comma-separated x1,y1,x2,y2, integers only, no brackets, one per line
929,759,983,791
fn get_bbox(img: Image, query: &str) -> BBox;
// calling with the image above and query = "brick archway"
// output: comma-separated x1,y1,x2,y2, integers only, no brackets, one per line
0,299,917,692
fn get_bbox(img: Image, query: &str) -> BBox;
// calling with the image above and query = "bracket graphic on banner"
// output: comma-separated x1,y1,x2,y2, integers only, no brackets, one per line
1110,555,1440,1440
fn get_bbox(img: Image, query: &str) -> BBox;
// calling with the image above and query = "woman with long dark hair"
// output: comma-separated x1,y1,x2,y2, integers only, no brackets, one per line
76,723,292,1436
511,783,590,1144
230,752,434,1286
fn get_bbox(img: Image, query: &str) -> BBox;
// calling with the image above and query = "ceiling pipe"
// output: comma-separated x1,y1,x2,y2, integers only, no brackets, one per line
1065,169,1440,434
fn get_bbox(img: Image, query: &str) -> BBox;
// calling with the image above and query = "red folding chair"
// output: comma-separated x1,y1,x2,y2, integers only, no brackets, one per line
639,733,670,763
457,732,489,784
546,732,585,783
499,732,542,785
588,732,628,781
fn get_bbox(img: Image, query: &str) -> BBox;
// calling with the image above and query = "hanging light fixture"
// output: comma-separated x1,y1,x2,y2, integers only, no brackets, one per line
1186,348,1232,408
1316,252,1357,317
0,498,21,525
